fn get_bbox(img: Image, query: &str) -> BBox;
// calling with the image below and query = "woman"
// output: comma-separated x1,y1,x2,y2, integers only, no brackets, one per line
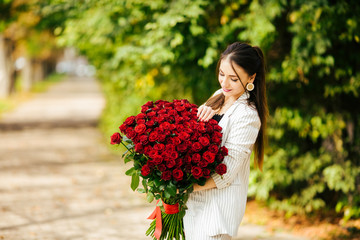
183,42,268,240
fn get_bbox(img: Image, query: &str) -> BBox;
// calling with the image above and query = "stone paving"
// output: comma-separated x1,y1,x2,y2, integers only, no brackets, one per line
0,76,309,240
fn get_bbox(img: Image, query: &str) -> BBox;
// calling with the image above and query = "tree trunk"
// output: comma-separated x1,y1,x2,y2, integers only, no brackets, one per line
22,56,33,92
33,60,44,83
0,34,14,98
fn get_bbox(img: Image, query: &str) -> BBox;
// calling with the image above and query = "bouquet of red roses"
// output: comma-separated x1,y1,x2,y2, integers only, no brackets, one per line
111,99,228,240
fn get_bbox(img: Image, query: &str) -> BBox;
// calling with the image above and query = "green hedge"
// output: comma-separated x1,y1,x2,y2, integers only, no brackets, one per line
46,0,360,221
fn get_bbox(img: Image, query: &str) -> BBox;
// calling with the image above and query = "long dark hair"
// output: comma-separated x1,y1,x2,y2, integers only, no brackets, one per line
205,42,268,170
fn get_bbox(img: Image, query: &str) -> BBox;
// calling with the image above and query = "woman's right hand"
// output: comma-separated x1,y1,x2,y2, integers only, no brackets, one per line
197,105,216,122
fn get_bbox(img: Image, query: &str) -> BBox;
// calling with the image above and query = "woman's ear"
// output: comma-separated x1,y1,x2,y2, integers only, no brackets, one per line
249,73,256,83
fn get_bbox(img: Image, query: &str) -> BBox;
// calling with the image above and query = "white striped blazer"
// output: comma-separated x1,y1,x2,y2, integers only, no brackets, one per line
184,89,261,238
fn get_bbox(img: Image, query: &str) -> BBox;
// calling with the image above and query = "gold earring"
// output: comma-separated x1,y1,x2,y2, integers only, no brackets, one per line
246,82,254,91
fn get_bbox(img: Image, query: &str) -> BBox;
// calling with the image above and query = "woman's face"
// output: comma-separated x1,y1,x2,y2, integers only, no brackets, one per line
218,57,255,100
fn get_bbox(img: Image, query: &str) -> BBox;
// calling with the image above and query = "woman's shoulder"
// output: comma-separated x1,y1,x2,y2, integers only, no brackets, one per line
232,102,261,128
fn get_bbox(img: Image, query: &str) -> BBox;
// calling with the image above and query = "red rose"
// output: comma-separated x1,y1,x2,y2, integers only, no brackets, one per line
157,115,165,123
191,132,201,141
175,158,183,167
214,125,222,131
158,164,166,172
154,143,165,152
208,144,219,154
192,167,203,179
132,136,140,144
176,143,188,153
141,165,151,176
144,100,154,107
158,133,167,142
198,160,208,168
162,151,170,162
220,146,228,156
119,123,127,133
169,109,177,116
139,135,149,145
173,168,184,181
169,151,179,160
216,153,225,162
175,105,185,112
174,116,184,123
147,111,156,117
166,159,176,169
184,154,192,164
161,170,172,181
192,153,201,163
197,124,206,133
152,155,163,165
208,119,218,125
149,131,159,142
137,119,146,124
134,143,144,153
211,136,221,145
206,124,214,133
159,122,171,131
191,142,202,152
124,116,136,125
212,131,222,138
110,132,122,145
199,136,210,147
203,151,216,163
134,124,147,134
158,109,167,114
144,145,152,155
203,168,210,178
146,120,155,127
170,137,181,146
126,129,136,139
136,113,146,120
149,150,159,158
215,163,227,175
141,106,149,113
166,144,176,152
178,132,190,141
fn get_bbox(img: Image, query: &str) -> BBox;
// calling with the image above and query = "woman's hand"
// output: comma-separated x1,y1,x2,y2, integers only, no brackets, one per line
197,105,216,122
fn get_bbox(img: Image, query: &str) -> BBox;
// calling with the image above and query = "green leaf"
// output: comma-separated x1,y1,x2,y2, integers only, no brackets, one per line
122,150,129,158
147,192,154,203
137,188,146,193
159,184,165,191
125,167,135,176
164,190,171,199
142,179,148,193
124,154,133,163
131,173,140,191
165,182,177,197
154,178,161,187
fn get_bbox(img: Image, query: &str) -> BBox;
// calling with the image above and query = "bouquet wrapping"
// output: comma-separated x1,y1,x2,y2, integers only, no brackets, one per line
111,99,228,240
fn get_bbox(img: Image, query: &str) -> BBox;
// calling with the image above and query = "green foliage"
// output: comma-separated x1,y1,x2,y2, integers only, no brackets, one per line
47,0,360,221
246,0,360,221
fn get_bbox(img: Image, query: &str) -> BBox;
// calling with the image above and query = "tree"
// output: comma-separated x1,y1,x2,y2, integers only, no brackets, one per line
0,0,63,97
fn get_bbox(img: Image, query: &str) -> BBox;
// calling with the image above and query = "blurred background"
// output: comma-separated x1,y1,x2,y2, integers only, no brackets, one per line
0,0,359,240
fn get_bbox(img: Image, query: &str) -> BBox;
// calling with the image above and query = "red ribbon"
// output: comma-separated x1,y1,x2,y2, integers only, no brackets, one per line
147,200,180,240
163,201,179,214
